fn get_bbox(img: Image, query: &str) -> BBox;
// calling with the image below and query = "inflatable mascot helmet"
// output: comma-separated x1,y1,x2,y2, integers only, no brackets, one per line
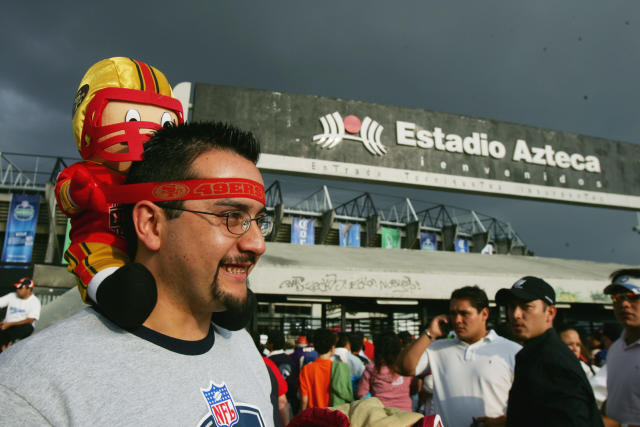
71,57,184,163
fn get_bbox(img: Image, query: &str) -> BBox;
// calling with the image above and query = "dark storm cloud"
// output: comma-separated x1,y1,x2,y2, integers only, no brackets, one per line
1,1,639,264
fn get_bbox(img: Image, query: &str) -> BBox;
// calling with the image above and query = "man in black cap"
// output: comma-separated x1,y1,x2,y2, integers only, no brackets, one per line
477,276,603,427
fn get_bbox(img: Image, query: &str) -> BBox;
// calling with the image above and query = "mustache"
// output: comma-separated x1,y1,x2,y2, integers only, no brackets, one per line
219,254,257,265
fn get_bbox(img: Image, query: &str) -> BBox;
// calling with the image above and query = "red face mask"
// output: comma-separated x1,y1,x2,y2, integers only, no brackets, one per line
80,87,184,162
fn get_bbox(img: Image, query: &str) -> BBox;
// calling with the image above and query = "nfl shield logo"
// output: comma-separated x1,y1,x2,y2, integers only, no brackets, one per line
201,382,239,427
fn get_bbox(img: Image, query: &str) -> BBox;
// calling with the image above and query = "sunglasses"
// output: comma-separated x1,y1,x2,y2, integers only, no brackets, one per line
611,292,640,303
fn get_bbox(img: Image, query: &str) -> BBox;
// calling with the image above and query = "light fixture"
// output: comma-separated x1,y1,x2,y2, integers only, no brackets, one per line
286,296,332,303
376,299,419,305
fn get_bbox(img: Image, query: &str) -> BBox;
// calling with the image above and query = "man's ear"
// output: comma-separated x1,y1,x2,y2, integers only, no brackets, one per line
132,201,164,252
481,306,490,322
546,304,557,324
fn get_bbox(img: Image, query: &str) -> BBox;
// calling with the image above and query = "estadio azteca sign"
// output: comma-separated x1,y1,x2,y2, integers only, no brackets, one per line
190,83,640,209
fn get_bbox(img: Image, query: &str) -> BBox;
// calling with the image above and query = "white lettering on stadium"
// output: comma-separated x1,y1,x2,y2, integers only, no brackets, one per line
434,161,603,188
396,121,601,174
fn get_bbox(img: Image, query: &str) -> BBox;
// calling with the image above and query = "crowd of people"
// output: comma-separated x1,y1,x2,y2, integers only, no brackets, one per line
256,273,639,427
1,57,637,426
0,115,635,425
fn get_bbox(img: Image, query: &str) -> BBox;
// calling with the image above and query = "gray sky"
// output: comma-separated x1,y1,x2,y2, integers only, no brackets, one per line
1,1,639,264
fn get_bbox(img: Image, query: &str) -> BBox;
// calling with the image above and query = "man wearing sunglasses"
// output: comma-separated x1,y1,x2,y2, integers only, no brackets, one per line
0,122,280,426
601,269,640,427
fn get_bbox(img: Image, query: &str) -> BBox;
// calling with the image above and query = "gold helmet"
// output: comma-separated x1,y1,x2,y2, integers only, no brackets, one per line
71,57,184,162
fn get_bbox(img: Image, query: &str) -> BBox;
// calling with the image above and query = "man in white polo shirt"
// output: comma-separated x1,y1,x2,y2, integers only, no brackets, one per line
0,277,41,352
398,285,521,426
602,269,640,427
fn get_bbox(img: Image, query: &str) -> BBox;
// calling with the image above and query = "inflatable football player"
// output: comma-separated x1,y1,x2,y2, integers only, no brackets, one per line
55,57,185,329
57,57,259,331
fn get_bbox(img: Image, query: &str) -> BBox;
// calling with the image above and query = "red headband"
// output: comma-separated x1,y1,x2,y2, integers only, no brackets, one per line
106,178,266,205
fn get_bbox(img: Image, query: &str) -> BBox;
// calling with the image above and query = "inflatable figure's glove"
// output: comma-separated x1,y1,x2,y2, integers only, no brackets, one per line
68,166,108,212
96,263,157,330
211,288,257,331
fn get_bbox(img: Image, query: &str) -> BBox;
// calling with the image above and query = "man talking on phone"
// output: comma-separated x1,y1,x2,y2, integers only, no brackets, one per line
398,286,521,427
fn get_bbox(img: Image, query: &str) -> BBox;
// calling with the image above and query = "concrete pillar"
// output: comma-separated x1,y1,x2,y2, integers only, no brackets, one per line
404,221,421,249
441,225,458,251
319,209,335,244
510,245,528,255
496,238,513,254
321,303,327,329
471,232,489,253
44,183,61,264
269,203,285,242
365,214,380,247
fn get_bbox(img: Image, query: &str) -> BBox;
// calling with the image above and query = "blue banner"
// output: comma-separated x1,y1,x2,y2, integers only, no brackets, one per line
420,232,438,251
455,237,469,253
2,194,40,263
291,217,315,245
339,223,361,247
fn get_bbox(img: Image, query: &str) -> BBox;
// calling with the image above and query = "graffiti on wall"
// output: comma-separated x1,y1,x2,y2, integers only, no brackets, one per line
278,274,420,295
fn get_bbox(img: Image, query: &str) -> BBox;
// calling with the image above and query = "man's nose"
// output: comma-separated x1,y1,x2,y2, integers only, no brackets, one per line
510,306,523,319
238,218,266,256
617,299,633,311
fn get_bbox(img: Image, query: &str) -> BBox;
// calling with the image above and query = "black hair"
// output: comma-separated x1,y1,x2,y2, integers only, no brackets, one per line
336,332,350,348
122,121,261,255
313,328,337,355
450,285,489,312
267,330,285,350
349,331,364,353
397,331,414,347
373,331,402,373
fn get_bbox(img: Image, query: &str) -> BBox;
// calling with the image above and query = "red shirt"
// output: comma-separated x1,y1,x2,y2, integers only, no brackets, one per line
263,356,288,396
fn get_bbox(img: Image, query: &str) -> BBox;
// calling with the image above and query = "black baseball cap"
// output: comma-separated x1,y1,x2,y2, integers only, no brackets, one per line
495,276,556,306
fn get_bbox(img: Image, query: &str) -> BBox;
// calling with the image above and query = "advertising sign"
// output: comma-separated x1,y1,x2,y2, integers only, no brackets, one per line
191,84,640,209
381,227,401,249
291,217,315,245
2,194,40,263
339,223,361,247
455,237,470,253
420,232,438,251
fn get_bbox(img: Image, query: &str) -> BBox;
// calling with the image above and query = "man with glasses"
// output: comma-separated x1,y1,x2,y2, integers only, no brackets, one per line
0,122,280,426
601,269,640,427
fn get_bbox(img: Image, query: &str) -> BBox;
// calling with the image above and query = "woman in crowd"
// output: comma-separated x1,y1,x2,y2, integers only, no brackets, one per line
559,327,600,378
356,331,413,411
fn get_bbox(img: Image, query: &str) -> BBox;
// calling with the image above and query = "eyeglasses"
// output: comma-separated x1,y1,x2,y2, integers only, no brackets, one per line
611,292,640,304
166,207,273,237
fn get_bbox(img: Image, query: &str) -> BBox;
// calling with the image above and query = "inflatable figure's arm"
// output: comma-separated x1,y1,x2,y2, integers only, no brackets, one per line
55,165,107,216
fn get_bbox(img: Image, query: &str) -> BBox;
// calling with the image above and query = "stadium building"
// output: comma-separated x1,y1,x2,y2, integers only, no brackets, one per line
2,82,638,339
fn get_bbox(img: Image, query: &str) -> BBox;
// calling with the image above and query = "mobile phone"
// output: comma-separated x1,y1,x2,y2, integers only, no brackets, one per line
439,318,452,337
